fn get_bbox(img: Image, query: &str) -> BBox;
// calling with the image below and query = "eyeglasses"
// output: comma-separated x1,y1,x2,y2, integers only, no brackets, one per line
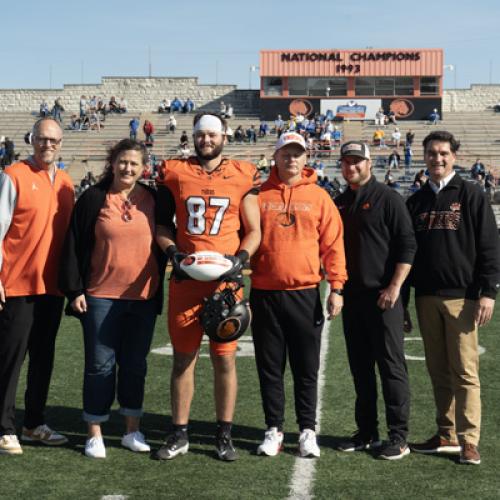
34,137,62,146
121,199,133,222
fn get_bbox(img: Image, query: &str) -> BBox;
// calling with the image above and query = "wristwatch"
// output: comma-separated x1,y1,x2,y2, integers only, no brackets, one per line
332,288,343,296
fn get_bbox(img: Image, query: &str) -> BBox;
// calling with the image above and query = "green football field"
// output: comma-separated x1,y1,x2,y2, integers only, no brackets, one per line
1,286,499,500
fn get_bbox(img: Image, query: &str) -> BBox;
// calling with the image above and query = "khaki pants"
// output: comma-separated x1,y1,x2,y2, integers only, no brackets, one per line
415,296,480,446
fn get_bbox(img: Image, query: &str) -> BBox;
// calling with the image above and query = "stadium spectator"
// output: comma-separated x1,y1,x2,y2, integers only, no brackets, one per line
0,117,74,455
225,125,234,143
428,108,440,125
311,158,325,180
405,129,415,146
56,156,65,170
183,98,195,113
158,99,171,114
373,128,387,148
219,101,226,116
119,97,128,113
170,97,183,113
404,144,413,170
274,114,285,136
39,100,50,117
179,131,189,146
167,114,177,134
246,125,257,144
470,158,486,180
387,110,397,125
408,179,422,194
375,107,386,126
109,96,120,114
234,125,244,143
154,112,261,462
80,95,87,118
225,104,234,119
3,138,15,167
256,153,269,174
485,170,496,202
391,128,401,148
332,126,342,146
388,150,401,169
414,169,427,185
335,141,416,460
406,130,500,465
259,121,269,137
179,142,191,159
129,117,140,141
51,98,64,123
251,132,346,458
143,120,155,145
59,139,165,459
96,97,107,121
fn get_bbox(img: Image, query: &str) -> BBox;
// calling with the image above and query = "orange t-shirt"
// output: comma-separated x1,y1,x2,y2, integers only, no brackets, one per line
87,189,159,300
1,161,74,296
156,157,260,255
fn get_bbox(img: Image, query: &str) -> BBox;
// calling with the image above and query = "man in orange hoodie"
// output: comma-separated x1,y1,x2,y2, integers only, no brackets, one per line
250,132,347,458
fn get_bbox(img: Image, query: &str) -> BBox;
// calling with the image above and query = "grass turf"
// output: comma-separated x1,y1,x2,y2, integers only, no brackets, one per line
1,290,499,499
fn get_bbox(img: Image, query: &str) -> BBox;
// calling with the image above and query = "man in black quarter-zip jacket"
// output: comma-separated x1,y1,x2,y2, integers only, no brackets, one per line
406,130,500,466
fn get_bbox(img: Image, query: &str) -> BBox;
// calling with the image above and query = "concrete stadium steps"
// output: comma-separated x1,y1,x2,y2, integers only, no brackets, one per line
1,110,500,184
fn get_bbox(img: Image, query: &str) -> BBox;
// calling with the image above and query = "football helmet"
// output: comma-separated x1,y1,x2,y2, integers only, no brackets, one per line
199,287,251,343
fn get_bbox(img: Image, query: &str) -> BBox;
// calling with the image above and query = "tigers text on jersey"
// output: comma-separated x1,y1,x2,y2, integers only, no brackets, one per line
156,157,260,255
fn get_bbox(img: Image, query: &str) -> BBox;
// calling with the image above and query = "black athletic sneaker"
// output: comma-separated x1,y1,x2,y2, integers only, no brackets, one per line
216,433,238,461
337,431,382,452
156,432,189,460
378,437,410,460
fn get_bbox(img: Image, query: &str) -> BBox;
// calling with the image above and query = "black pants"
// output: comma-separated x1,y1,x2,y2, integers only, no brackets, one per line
342,291,410,440
0,295,64,434
250,288,324,431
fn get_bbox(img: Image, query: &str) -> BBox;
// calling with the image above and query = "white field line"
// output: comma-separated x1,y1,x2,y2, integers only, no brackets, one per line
287,297,331,500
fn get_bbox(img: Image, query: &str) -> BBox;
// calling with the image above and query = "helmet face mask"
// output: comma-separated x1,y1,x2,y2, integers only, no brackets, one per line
200,288,251,343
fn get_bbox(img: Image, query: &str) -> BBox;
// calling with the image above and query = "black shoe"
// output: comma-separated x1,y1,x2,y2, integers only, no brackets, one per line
156,432,189,460
216,433,238,461
378,437,410,460
337,431,382,452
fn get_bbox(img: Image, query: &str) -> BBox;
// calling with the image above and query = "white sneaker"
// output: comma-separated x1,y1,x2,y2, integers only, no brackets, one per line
257,427,284,456
21,424,68,445
121,431,150,453
299,429,320,458
0,434,23,455
85,436,106,458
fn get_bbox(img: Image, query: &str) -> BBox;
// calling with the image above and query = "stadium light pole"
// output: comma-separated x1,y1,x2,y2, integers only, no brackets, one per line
249,65,259,89
443,64,455,89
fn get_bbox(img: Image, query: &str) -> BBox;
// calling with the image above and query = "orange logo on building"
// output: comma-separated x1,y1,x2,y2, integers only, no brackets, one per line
289,99,313,117
389,99,415,118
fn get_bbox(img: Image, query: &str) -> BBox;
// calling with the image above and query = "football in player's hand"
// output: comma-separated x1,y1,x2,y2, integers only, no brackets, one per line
180,251,233,281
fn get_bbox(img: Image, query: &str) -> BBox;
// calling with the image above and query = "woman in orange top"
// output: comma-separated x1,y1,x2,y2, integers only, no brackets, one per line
59,139,165,459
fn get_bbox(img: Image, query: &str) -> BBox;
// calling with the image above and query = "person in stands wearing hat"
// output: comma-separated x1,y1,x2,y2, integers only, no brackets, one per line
250,132,347,458
334,141,416,460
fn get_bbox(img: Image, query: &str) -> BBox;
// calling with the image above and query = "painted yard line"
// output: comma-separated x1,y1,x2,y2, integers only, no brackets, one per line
287,295,332,500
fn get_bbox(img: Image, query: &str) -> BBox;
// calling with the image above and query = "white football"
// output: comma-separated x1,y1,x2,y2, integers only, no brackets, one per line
180,251,232,281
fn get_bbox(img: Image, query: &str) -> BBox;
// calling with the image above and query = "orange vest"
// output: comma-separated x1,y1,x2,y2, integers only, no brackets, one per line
1,161,74,296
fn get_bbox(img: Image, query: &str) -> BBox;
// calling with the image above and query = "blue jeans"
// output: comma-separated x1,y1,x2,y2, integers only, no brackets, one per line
81,296,157,423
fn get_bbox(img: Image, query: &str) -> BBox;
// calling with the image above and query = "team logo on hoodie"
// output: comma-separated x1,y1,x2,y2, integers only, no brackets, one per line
276,212,296,227
450,202,461,212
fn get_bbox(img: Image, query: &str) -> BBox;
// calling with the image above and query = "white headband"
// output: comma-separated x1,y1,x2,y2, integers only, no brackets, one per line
193,115,224,134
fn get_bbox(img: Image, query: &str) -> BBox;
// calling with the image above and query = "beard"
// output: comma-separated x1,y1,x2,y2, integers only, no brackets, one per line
194,141,224,161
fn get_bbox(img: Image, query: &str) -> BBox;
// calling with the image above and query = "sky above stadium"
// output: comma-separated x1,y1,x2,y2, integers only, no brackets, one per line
1,0,499,91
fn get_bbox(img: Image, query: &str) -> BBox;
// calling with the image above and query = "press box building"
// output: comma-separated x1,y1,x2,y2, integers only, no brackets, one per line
259,48,443,120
